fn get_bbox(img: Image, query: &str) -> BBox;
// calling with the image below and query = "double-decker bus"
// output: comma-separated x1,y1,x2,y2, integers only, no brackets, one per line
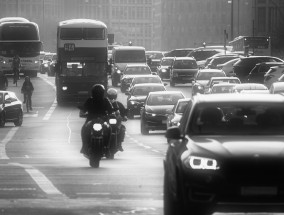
229,36,271,56
55,19,108,104
0,17,42,77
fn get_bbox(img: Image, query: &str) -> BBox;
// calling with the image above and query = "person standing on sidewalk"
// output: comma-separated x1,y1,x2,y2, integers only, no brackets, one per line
0,71,8,90
21,76,34,111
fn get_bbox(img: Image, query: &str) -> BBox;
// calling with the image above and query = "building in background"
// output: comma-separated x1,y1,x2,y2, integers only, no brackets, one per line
0,0,283,56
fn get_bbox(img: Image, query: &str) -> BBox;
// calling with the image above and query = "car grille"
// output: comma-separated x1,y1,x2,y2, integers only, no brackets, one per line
222,158,284,184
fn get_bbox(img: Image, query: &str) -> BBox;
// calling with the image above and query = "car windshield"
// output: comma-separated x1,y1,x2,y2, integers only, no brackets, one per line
133,86,165,96
147,93,184,106
210,79,240,87
211,85,235,93
196,72,225,80
190,102,284,135
173,60,197,69
124,67,151,75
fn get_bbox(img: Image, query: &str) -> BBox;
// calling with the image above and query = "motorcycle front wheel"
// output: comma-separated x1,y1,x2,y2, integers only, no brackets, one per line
89,153,100,168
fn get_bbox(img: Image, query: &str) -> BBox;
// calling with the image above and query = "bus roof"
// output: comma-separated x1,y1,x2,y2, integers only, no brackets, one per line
112,46,145,51
0,17,29,23
58,19,107,28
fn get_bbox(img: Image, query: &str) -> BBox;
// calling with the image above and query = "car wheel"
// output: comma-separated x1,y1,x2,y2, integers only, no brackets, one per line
140,118,149,135
14,110,23,126
0,113,5,127
164,170,182,215
127,111,134,119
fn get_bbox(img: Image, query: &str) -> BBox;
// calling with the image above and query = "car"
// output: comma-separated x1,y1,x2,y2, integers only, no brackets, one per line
169,57,198,87
140,91,185,134
128,74,164,90
156,57,175,80
0,91,23,127
164,93,284,215
187,48,231,68
204,54,239,69
146,51,164,72
166,98,192,129
245,62,284,83
208,83,238,94
216,58,240,76
126,83,167,119
263,64,284,88
269,82,284,94
191,69,226,96
233,56,284,82
232,83,268,93
206,76,241,93
164,48,194,57
120,64,152,93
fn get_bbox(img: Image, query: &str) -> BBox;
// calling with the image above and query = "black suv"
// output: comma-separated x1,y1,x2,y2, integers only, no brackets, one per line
233,56,284,82
245,62,284,83
169,57,198,87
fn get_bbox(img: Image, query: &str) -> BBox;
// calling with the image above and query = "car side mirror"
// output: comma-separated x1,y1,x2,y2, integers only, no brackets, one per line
165,126,182,140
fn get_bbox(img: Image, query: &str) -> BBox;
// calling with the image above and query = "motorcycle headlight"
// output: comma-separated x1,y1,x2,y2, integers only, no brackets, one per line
117,70,121,74
130,101,138,105
93,123,103,131
161,69,167,73
44,64,48,67
197,85,204,90
109,118,117,125
35,60,39,64
183,154,219,170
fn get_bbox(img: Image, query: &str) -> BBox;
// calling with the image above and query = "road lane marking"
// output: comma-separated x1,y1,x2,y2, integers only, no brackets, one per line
0,127,19,159
11,163,67,199
43,99,57,120
23,111,38,118
67,112,72,144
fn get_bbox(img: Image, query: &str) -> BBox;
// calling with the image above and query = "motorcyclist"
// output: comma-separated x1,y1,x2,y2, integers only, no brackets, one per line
80,84,114,155
106,88,127,152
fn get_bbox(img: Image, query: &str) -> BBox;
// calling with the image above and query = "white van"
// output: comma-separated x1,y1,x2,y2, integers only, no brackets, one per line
110,46,146,86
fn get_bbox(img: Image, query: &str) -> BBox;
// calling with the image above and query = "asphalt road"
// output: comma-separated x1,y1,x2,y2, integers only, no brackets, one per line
0,74,176,215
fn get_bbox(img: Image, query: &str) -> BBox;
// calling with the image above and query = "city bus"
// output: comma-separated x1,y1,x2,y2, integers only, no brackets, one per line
229,36,271,56
55,19,108,104
0,17,42,77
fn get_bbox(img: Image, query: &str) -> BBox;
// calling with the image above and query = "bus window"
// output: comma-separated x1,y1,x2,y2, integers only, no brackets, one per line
62,62,82,76
83,62,105,77
83,28,105,40
60,28,82,40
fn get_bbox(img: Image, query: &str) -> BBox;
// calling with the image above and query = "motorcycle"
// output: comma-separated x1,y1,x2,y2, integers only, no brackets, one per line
79,107,112,168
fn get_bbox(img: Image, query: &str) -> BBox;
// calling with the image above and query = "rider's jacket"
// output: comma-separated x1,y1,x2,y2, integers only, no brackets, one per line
111,100,127,118
82,97,114,122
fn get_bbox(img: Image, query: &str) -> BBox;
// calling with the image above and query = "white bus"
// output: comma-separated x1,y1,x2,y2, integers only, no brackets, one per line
0,17,42,77
55,19,108,104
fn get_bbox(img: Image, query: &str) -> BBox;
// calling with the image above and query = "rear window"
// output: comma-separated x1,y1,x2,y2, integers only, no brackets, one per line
60,28,105,40
147,93,184,106
173,60,197,69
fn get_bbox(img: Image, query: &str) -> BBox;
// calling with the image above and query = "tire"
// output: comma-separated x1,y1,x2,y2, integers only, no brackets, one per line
164,170,182,215
127,111,134,119
140,118,149,135
14,111,23,126
89,154,100,168
0,113,5,127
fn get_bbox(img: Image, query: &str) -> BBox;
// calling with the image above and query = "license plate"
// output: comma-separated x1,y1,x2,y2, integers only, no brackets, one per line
241,186,277,196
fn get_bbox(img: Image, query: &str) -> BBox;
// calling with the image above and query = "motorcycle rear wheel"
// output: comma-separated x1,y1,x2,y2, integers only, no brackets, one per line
89,154,100,168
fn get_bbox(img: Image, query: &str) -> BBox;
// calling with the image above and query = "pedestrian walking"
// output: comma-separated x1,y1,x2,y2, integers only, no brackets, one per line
21,76,34,111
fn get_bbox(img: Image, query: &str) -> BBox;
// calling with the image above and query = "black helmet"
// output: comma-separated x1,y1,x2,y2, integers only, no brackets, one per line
91,84,105,99
107,88,117,100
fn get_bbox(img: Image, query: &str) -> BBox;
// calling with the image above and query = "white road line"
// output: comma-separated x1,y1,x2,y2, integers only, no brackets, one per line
11,163,67,199
0,127,19,159
66,112,72,144
43,99,57,120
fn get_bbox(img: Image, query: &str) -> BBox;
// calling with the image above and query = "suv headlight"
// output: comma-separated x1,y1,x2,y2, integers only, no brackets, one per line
182,153,219,170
